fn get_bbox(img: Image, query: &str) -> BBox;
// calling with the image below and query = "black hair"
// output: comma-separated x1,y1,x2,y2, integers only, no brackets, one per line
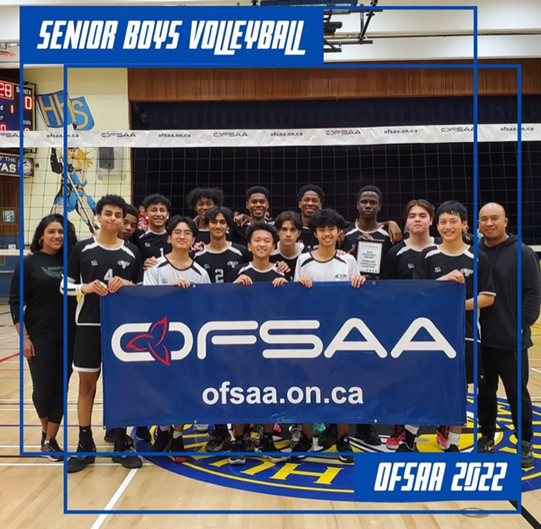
96,194,127,216
274,211,302,231
403,199,435,221
30,214,78,255
246,186,270,201
357,185,382,204
125,204,139,219
245,221,278,244
204,206,233,227
308,208,345,234
186,188,224,211
435,200,468,223
166,215,198,237
142,193,171,212
297,184,325,204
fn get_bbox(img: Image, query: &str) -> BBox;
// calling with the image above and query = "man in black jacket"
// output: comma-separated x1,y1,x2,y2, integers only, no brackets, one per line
478,203,541,467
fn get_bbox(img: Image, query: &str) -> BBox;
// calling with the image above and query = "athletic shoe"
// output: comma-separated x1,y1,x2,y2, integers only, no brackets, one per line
436,426,450,450
136,426,152,442
318,424,337,449
229,439,247,465
41,430,46,448
259,435,287,463
112,444,143,469
67,439,96,474
478,435,496,454
169,436,188,463
522,441,535,468
152,428,171,452
386,425,405,450
355,424,382,446
312,423,326,437
194,424,209,433
243,432,255,452
397,441,419,453
445,443,459,453
290,433,314,460
205,426,231,452
289,424,302,447
41,438,63,462
104,429,134,448
336,434,354,463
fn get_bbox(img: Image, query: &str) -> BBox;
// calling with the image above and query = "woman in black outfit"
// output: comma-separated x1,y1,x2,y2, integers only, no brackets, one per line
9,214,77,461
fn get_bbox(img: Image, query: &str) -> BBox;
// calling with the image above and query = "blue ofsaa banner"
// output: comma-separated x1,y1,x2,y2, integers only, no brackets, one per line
20,6,323,67
101,280,466,428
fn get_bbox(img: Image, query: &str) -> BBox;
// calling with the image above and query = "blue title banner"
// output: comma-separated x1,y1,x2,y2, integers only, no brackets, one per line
101,281,466,428
20,6,322,67
355,453,520,502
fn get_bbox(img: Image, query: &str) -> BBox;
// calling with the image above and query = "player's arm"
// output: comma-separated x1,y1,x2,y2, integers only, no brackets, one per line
9,259,34,358
293,256,312,288
465,250,496,311
348,255,365,288
522,247,541,327
382,220,403,244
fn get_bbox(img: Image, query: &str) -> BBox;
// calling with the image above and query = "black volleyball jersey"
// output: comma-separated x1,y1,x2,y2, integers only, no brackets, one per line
194,243,250,283
383,239,438,280
414,245,496,341
67,238,143,326
269,242,306,282
228,262,285,284
133,229,171,260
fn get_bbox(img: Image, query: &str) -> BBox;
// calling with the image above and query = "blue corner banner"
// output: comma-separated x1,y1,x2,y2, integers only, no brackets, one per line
355,453,521,502
20,6,322,67
101,280,466,428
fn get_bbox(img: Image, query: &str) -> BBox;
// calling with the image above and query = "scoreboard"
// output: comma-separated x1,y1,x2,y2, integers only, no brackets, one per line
0,80,36,131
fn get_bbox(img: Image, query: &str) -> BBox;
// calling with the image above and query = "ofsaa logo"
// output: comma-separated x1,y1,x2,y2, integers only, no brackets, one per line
111,316,458,364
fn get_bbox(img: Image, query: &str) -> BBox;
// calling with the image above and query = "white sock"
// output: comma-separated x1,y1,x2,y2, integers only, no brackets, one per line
172,430,182,439
405,425,420,435
159,425,170,432
448,432,460,446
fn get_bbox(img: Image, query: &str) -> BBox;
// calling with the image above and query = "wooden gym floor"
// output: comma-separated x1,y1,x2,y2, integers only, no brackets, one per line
1,307,541,529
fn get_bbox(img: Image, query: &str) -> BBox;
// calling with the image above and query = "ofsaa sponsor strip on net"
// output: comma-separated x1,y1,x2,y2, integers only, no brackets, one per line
0,124,539,149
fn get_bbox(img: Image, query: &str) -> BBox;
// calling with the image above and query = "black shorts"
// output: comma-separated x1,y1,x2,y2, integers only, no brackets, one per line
465,340,483,385
73,326,102,373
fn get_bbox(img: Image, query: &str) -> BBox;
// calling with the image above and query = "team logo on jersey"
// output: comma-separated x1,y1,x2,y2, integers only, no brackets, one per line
117,260,131,269
435,267,441,273
145,242,151,247
335,274,348,281
460,268,474,277
203,264,211,269
138,395,541,501
91,260,98,266
227,261,239,268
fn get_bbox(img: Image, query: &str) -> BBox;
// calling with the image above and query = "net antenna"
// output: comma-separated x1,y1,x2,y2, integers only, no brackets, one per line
255,0,380,53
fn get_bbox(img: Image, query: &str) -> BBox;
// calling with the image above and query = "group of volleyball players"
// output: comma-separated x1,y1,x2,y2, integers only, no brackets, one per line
13,182,539,472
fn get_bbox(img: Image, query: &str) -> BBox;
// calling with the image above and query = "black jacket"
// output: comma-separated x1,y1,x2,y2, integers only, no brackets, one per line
479,234,541,350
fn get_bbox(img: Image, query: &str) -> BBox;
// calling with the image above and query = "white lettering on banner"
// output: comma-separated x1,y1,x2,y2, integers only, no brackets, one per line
188,19,305,55
123,20,183,50
37,20,118,49
374,463,446,492
111,317,457,363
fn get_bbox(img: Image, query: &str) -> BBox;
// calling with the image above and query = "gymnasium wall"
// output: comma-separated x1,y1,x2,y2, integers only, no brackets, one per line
22,68,130,243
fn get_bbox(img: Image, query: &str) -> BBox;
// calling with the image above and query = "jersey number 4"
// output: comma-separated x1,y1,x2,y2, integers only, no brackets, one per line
104,268,114,282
